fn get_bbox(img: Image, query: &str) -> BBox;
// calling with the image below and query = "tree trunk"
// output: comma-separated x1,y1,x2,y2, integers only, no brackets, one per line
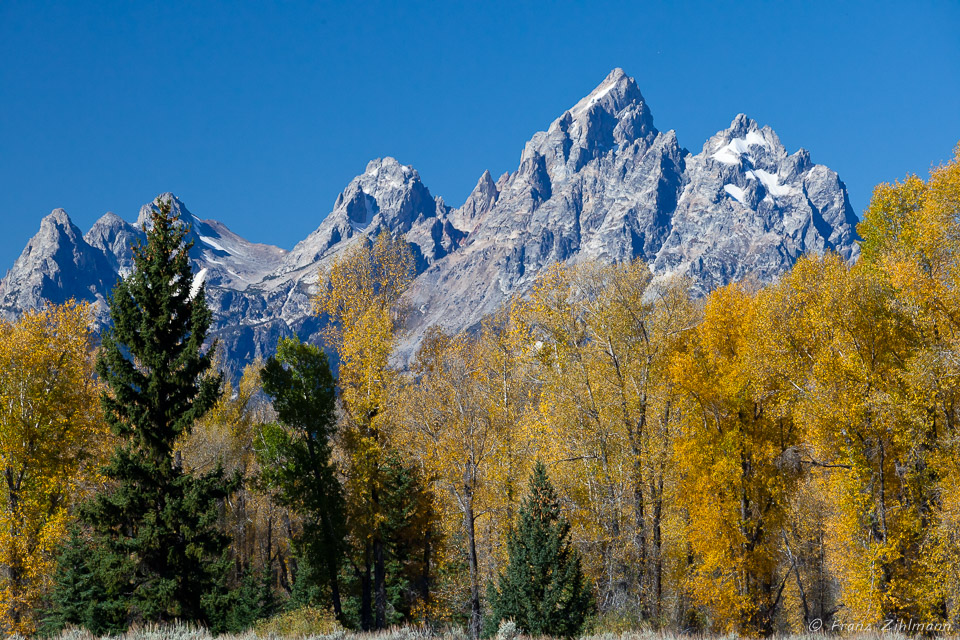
361,550,373,631
4,467,23,629
374,535,387,628
630,413,648,617
464,490,482,639
305,434,345,622
420,529,432,617
318,508,345,622
634,453,647,615
651,471,664,626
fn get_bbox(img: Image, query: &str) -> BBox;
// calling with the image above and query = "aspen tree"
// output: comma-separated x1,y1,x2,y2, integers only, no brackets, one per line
0,302,107,635
314,232,416,630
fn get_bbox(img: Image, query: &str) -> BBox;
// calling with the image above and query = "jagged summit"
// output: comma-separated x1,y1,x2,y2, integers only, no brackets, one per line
280,156,457,277
135,192,191,229
451,170,500,233
86,210,143,276
566,67,647,120
707,114,784,163
45,207,73,226
653,114,859,292
0,208,115,318
522,68,658,181
1,68,861,371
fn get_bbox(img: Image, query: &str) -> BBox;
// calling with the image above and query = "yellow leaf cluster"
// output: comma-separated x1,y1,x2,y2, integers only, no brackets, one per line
0,301,109,635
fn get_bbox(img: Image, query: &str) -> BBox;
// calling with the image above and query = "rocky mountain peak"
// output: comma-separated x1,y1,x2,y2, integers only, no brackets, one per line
451,170,500,233
704,114,786,167
85,211,144,276
281,157,454,275
29,209,92,256
136,192,191,230
521,68,657,183
45,207,74,228
1,68,864,374
363,156,415,180
566,67,646,120
653,114,860,292
0,208,115,318
333,157,436,230
89,210,124,228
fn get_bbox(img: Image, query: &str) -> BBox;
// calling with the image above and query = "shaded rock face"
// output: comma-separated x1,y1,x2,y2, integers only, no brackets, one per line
0,68,860,371
85,211,144,277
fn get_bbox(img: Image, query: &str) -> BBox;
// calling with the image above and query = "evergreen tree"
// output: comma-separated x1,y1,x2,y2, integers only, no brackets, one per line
39,528,128,636
45,196,236,630
256,337,347,622
379,451,437,624
333,450,437,630
486,462,593,638
220,567,281,632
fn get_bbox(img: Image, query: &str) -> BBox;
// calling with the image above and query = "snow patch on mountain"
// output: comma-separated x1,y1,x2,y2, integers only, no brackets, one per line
724,184,747,203
190,268,208,299
199,235,227,252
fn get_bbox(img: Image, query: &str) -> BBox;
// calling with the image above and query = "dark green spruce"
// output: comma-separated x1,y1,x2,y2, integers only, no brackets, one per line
44,197,237,633
256,337,348,623
378,450,437,625
485,461,594,638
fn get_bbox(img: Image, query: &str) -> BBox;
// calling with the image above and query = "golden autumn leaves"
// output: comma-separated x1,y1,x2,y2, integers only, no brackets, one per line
0,302,110,634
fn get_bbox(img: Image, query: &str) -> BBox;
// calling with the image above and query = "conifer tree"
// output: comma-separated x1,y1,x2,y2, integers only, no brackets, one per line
378,450,437,624
47,196,236,631
40,528,127,636
486,461,593,638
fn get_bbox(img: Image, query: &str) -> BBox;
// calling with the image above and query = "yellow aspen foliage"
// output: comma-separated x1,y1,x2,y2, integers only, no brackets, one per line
314,231,417,628
809,143,960,625
785,255,944,625
0,301,109,635
670,283,802,636
396,320,534,636
315,232,414,424
314,232,415,494
512,260,695,625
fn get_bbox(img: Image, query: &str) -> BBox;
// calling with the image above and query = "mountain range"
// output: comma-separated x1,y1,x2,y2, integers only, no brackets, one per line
0,68,860,370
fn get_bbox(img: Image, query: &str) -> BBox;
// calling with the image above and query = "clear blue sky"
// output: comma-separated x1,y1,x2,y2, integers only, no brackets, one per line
2,1,958,269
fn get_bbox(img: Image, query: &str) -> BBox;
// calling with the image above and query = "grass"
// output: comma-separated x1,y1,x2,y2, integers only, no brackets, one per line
13,611,954,640
16,625,946,640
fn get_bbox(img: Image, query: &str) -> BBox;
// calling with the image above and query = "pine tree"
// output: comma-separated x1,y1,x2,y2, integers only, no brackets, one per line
486,462,593,638
220,567,280,632
46,196,236,630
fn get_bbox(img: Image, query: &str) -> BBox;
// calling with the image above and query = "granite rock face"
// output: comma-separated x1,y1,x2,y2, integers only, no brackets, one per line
0,209,117,321
654,113,859,294
0,68,860,370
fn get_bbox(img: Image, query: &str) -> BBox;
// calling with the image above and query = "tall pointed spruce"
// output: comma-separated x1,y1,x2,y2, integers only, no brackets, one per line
68,196,235,629
486,461,593,638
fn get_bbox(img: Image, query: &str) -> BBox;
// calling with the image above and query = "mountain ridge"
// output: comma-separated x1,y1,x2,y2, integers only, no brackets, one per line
0,69,860,370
